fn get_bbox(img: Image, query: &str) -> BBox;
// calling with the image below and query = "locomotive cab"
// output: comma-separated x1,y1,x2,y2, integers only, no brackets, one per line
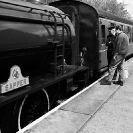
49,0,108,80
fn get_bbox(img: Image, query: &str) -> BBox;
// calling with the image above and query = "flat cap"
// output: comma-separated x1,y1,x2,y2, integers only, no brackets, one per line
108,26,115,30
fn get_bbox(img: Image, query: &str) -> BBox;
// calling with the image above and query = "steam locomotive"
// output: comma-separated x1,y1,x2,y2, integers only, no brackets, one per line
0,0,133,133
0,0,88,132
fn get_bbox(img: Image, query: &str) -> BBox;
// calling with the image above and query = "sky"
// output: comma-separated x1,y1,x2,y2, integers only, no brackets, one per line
117,0,133,17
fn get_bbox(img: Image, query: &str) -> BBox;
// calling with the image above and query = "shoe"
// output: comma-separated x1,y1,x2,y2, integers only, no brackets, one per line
112,76,117,81
113,81,124,86
104,80,112,85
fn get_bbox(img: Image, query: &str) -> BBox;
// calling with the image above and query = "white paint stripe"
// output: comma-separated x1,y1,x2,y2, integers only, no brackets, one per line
17,73,108,133
126,57,133,63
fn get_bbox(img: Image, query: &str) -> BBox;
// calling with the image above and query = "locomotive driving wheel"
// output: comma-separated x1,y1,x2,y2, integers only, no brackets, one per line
13,89,50,132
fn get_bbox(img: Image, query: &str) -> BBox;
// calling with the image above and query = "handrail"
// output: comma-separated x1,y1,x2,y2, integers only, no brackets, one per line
56,12,65,75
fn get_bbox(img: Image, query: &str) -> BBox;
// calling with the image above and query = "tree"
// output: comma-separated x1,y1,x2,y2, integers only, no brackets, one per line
117,2,132,20
86,0,132,20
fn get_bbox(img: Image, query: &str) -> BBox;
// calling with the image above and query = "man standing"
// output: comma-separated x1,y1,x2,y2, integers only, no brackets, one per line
106,26,116,66
105,25,129,86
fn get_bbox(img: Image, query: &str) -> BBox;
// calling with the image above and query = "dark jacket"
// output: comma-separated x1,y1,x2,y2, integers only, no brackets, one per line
113,32,129,56
106,34,116,53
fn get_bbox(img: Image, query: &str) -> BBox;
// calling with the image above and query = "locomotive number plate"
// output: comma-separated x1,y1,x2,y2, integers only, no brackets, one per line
0,65,29,93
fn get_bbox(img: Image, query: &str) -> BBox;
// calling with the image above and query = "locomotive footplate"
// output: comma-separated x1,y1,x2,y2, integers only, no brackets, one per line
0,65,88,108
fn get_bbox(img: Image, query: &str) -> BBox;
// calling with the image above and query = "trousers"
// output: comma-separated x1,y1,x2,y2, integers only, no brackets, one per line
107,49,113,65
108,54,125,82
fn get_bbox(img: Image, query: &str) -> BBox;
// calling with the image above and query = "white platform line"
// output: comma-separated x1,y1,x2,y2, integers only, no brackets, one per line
17,73,107,133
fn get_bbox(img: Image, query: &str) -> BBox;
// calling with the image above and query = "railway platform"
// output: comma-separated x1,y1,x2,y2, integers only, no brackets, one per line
18,58,133,133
